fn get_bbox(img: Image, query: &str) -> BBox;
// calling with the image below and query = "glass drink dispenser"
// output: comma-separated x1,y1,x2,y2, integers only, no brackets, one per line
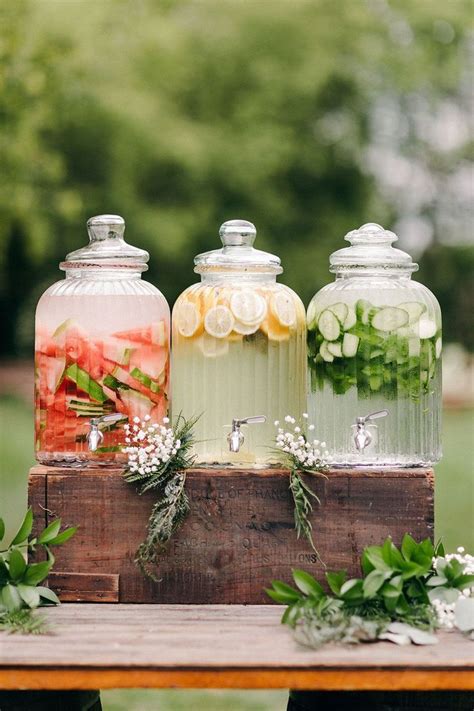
307,223,442,467
35,215,170,467
172,219,306,465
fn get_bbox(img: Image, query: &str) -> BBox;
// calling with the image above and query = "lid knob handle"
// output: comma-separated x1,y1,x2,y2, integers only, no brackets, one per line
219,219,257,248
87,214,125,243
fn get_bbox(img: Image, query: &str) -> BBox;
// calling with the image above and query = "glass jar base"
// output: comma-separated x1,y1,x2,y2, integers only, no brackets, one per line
36,452,127,469
329,457,438,469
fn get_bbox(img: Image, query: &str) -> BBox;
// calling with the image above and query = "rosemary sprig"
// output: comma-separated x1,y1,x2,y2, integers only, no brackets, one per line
123,414,198,580
272,415,330,561
289,469,322,559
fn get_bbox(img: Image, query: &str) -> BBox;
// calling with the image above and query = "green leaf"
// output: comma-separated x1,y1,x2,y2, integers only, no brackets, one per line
37,519,61,544
363,546,391,572
0,518,5,542
401,533,417,561
434,540,445,557
266,581,300,604
1,584,22,612
17,584,40,609
426,575,448,587
381,582,401,612
11,509,33,545
8,549,27,581
326,570,346,595
339,578,364,602
400,561,426,580
381,538,404,569
292,569,324,598
362,569,390,598
37,586,60,606
46,527,77,546
361,550,375,575
23,561,51,586
281,602,302,627
453,574,474,590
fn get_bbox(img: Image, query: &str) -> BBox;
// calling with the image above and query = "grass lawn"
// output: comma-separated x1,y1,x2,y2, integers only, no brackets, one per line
0,395,472,710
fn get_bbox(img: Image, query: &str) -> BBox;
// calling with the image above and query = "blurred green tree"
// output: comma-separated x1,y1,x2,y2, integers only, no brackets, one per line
0,0,472,355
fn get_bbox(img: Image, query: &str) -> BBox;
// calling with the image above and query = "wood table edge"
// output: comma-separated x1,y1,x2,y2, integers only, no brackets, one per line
0,667,472,691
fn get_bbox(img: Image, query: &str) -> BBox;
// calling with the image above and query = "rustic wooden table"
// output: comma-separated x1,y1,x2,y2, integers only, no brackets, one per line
0,604,472,692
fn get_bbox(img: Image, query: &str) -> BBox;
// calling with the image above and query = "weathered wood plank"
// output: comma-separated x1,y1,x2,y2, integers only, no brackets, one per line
28,466,434,604
48,572,119,603
0,605,472,691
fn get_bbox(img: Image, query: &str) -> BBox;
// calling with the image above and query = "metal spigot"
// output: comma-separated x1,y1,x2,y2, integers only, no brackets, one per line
227,416,266,453
352,409,389,452
87,413,128,451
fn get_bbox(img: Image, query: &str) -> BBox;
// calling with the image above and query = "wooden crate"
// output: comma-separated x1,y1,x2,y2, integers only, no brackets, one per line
29,465,434,605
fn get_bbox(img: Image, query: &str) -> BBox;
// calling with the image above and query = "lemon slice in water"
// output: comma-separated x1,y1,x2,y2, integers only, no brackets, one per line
233,319,260,335
230,290,267,326
176,301,201,337
271,292,297,327
204,305,234,338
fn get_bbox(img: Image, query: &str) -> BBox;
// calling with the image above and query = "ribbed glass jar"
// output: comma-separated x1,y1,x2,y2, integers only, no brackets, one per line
35,215,170,467
307,223,442,467
171,220,306,466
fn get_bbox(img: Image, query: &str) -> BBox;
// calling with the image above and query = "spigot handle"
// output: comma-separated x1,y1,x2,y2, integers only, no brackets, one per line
236,416,266,426
90,413,128,427
365,409,389,422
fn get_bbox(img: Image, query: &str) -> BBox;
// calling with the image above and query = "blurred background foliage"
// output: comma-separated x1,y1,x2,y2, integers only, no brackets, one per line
0,2,472,709
0,0,473,357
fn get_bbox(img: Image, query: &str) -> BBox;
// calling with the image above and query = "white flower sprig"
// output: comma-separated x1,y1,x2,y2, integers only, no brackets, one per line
123,416,182,486
122,414,198,580
430,548,474,632
273,414,331,562
275,413,331,470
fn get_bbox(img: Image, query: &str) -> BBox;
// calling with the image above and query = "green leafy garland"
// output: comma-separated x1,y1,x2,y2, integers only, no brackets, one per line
266,536,474,648
0,509,76,634
123,414,197,581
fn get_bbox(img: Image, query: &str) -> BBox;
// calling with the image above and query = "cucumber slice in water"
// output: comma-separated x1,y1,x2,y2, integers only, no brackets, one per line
342,306,357,330
398,301,426,324
327,341,343,358
318,310,340,341
306,299,320,330
327,302,348,324
319,341,335,362
371,307,409,332
342,333,359,357
356,299,375,326
435,337,442,359
419,317,437,339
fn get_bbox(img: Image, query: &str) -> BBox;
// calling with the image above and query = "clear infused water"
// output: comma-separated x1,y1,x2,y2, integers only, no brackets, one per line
172,281,306,465
307,279,442,466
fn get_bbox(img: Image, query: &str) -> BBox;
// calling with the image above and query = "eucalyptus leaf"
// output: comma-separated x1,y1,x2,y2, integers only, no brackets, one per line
454,597,474,633
428,586,461,604
387,622,438,645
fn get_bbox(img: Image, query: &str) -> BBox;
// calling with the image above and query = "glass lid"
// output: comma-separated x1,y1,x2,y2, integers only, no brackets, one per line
194,219,282,274
62,214,149,267
329,222,418,273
